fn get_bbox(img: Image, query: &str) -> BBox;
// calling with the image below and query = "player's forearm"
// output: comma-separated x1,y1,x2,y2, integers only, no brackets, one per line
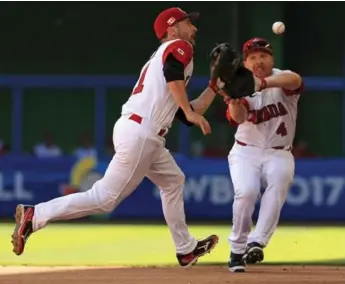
228,104,248,124
168,81,194,114
190,87,217,115
264,72,302,91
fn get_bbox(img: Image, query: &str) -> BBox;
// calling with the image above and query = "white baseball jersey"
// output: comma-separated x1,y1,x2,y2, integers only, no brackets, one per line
121,39,194,129
227,68,303,148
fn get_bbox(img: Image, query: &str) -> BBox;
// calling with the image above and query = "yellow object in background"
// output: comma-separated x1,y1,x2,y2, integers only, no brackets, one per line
70,157,97,189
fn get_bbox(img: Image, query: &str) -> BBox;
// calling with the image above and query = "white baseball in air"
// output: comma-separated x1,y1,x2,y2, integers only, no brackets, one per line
272,21,285,34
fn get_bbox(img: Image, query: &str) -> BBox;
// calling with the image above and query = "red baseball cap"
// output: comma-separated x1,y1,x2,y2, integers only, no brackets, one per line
154,7,199,40
242,37,273,58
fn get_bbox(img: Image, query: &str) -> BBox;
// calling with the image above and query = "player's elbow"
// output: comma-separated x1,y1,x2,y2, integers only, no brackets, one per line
291,73,302,89
283,72,303,91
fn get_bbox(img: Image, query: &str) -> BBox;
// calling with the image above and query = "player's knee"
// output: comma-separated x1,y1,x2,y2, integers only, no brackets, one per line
234,187,259,203
89,180,121,212
169,170,185,193
270,181,291,205
176,171,185,186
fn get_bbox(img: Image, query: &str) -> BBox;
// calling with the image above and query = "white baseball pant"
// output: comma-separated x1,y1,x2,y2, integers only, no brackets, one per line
228,142,294,254
32,115,197,254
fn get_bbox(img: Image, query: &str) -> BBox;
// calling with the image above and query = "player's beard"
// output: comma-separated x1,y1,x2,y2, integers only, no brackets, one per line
189,33,196,46
178,30,196,46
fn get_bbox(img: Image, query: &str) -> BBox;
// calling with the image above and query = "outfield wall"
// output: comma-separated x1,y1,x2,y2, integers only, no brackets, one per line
0,156,344,222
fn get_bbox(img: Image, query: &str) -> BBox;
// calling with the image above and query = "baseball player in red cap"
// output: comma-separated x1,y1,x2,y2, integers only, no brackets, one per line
11,7,219,267
225,37,303,272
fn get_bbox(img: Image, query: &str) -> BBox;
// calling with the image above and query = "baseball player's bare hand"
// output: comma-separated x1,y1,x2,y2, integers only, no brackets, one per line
185,111,211,135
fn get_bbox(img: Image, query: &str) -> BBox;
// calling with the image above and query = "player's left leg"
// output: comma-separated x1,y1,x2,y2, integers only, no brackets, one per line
146,147,219,268
11,117,162,256
246,149,294,263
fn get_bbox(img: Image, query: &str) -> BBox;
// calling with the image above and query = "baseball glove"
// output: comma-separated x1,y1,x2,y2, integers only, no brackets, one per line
209,43,256,99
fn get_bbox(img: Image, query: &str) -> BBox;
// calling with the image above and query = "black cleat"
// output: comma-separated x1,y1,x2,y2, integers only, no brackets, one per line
245,242,264,264
176,234,219,268
228,252,246,272
11,204,35,255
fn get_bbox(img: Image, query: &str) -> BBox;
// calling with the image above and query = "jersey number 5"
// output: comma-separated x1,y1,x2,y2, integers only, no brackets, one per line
132,64,150,95
276,122,287,137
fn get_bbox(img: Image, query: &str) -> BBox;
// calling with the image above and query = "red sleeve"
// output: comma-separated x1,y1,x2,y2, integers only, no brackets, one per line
162,40,193,68
283,80,304,96
225,98,249,126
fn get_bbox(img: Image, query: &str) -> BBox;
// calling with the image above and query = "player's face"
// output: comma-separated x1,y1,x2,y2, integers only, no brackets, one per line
244,50,274,78
176,18,197,46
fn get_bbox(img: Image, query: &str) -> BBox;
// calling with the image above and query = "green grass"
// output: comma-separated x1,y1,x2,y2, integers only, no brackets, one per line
0,223,344,266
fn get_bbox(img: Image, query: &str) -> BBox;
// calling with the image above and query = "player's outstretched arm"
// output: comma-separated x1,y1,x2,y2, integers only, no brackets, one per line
189,87,217,115
260,71,303,91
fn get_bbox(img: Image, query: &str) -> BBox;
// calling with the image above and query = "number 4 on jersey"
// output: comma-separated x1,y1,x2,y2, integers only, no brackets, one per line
132,64,149,95
276,122,287,137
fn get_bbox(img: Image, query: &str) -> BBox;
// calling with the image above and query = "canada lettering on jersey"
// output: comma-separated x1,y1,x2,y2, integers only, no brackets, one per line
248,102,288,124
231,69,299,148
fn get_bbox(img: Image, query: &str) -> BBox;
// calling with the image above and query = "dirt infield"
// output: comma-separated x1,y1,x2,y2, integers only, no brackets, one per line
0,265,344,284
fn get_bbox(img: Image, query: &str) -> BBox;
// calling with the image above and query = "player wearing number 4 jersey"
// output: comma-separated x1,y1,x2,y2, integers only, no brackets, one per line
224,38,303,272
11,7,219,267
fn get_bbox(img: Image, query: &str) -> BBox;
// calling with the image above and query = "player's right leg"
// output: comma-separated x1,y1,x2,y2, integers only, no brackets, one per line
146,148,219,268
11,117,163,256
227,143,262,272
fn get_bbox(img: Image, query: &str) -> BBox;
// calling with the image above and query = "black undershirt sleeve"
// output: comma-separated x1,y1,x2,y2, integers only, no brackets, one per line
163,53,185,82
163,53,194,127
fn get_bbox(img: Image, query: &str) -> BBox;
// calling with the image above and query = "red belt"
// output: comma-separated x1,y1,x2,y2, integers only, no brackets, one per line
129,114,166,137
236,140,291,151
